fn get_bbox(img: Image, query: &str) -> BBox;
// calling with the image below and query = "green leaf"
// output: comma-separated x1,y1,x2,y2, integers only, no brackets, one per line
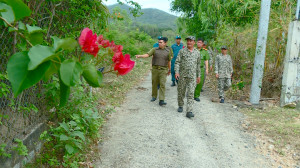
43,58,60,82
59,122,69,132
59,77,70,107
60,60,82,86
71,131,85,141
65,144,74,154
26,25,44,45
16,38,27,51
82,65,103,87
0,3,15,24
26,24,43,33
28,45,55,70
28,32,44,45
60,134,69,141
7,52,51,96
0,0,31,20
18,21,25,30
51,36,78,51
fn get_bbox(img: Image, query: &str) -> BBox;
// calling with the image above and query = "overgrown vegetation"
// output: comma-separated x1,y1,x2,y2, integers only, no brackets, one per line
171,0,298,99
0,0,154,167
241,107,300,166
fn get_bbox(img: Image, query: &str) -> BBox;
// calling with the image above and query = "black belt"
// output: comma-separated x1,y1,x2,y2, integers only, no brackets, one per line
152,65,168,70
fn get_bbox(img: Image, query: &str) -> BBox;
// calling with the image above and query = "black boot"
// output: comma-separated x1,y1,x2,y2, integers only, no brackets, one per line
194,97,200,102
171,81,176,87
151,97,156,102
177,107,183,113
159,100,167,106
186,112,195,118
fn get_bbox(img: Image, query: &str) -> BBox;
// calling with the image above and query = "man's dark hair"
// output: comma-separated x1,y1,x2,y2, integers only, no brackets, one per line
197,38,204,42
160,37,168,43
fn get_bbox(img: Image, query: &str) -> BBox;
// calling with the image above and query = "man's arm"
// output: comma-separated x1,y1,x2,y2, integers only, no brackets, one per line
215,55,219,78
196,53,201,83
136,48,154,58
205,60,209,75
168,61,171,75
136,54,149,58
229,56,233,77
175,50,182,80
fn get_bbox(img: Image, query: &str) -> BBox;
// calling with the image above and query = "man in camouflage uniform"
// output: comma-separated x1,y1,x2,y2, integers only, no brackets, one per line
136,37,171,106
175,36,201,118
194,38,209,102
215,45,233,103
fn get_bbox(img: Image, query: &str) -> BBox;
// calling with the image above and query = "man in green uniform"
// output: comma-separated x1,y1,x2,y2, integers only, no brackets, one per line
194,38,209,102
175,36,201,118
136,37,171,106
215,45,233,103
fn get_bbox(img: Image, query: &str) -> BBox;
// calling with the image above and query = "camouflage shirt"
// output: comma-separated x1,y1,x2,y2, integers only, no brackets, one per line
215,54,233,78
175,47,201,79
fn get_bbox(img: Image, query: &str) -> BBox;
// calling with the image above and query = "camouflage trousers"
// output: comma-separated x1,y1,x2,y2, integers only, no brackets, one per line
177,77,197,112
218,78,231,99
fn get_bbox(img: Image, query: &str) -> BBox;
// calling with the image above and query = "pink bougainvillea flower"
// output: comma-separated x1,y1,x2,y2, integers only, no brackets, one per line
97,35,104,44
112,45,123,53
112,52,124,64
79,28,99,57
110,41,115,48
100,40,110,48
114,54,135,76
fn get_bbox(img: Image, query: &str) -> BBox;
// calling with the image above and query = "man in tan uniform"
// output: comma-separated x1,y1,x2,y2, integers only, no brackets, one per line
136,37,171,106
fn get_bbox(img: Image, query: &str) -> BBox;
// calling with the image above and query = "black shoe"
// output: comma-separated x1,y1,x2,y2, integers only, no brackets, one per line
159,100,167,106
220,98,225,103
194,97,200,102
171,81,176,87
151,97,156,102
186,112,195,118
177,107,183,113
201,89,204,92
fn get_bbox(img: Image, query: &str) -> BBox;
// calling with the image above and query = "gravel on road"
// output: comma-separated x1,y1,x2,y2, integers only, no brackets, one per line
94,73,271,168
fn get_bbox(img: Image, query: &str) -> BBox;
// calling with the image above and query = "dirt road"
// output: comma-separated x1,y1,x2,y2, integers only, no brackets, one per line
94,73,271,168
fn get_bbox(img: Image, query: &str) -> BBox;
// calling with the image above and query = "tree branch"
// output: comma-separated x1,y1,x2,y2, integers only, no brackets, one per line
0,16,33,47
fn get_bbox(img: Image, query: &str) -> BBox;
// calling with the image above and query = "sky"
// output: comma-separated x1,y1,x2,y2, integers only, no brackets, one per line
103,0,180,16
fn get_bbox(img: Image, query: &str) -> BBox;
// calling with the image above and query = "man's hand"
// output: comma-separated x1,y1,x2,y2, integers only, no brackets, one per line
210,66,213,72
206,69,209,75
196,77,201,84
135,55,140,58
167,70,171,76
216,73,219,79
175,73,180,80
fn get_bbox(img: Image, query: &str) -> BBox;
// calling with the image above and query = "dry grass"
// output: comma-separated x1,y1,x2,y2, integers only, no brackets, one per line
94,57,151,107
241,107,300,167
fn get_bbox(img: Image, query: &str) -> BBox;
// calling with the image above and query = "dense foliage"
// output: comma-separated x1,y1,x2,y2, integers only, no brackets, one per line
171,0,298,98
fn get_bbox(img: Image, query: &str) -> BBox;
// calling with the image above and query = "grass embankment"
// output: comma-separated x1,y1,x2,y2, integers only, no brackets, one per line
241,107,300,167
25,58,151,167
96,57,151,107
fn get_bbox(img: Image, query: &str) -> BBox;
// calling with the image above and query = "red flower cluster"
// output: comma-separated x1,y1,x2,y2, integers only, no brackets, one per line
79,27,135,75
79,28,99,57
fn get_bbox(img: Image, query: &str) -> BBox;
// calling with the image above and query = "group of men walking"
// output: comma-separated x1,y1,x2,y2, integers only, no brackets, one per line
136,35,233,118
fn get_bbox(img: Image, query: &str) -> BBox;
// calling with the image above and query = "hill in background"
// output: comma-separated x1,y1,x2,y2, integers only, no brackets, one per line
107,4,177,30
